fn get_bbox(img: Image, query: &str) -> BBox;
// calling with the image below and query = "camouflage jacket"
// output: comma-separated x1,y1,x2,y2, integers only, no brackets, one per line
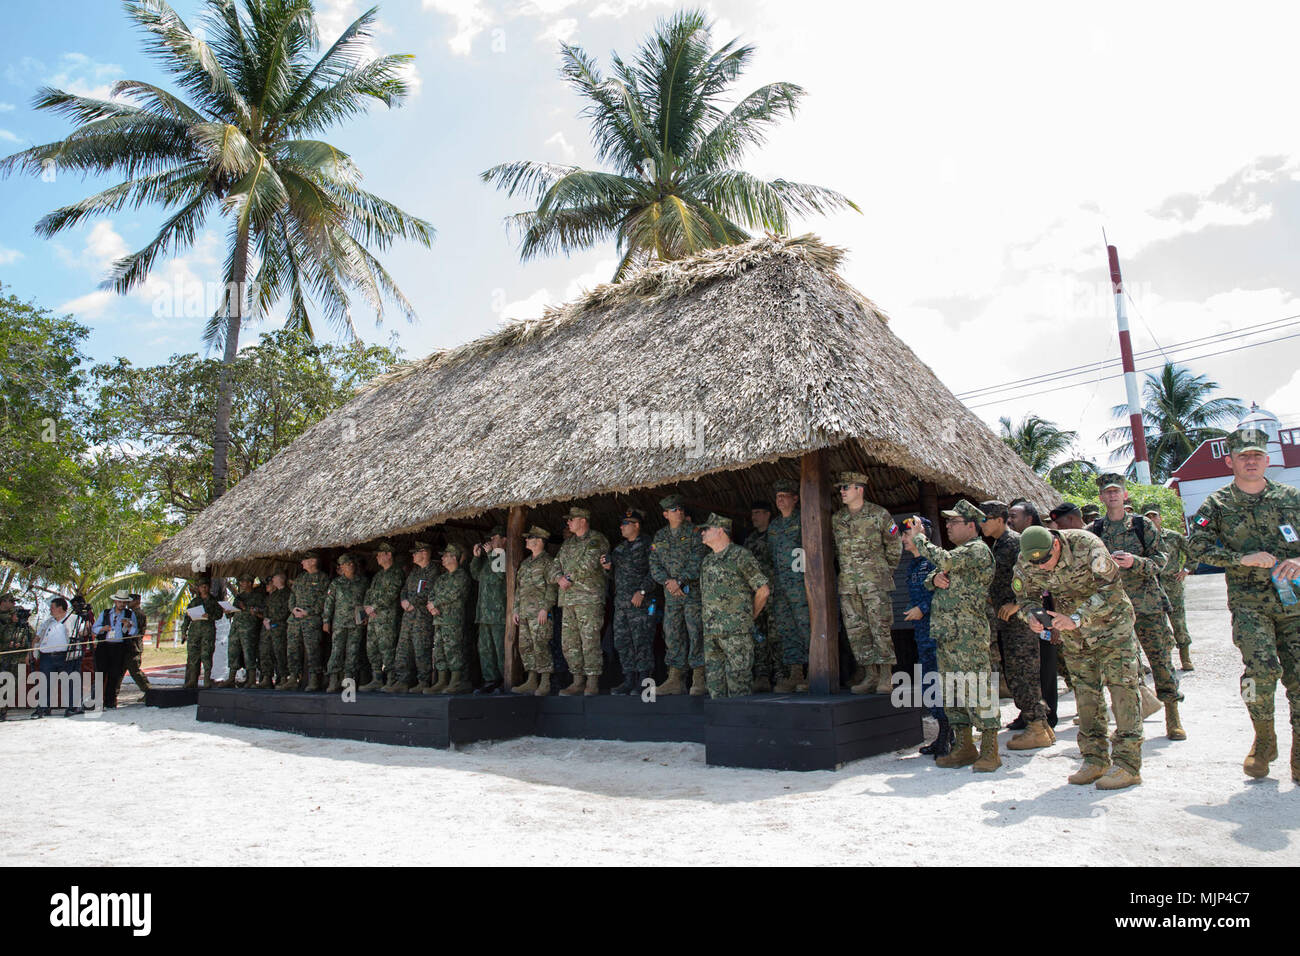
650,522,706,604
229,589,266,638
289,571,331,620
429,567,469,626
401,563,439,620
1012,529,1136,651
515,551,558,619
1158,528,1192,582
264,589,291,631
470,550,507,625
181,596,224,637
1188,478,1300,613
831,502,902,594
912,533,993,620
766,510,805,599
363,564,405,618
701,543,769,633
743,527,774,579
611,534,656,603
1,617,33,669
1092,515,1167,615
551,530,610,608
323,573,369,630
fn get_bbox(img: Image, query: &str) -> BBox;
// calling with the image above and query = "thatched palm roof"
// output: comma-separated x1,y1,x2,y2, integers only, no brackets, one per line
146,234,1056,575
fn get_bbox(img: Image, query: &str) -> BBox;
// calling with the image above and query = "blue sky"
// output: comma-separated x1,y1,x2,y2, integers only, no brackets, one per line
3,0,1299,465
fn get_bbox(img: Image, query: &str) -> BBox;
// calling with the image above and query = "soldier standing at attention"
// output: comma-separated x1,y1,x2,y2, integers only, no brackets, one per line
650,494,707,696
181,579,223,689
221,574,264,688
602,509,657,695
122,594,151,693
429,543,472,694
470,526,508,694
831,472,902,695
551,506,610,697
264,572,291,689
744,501,778,692
1188,427,1300,781
769,480,811,694
1014,525,1145,790
699,513,770,698
286,551,331,692
1144,506,1195,671
1091,474,1185,741
323,553,368,693
385,541,437,694
512,527,558,696
360,543,404,691
902,500,1001,772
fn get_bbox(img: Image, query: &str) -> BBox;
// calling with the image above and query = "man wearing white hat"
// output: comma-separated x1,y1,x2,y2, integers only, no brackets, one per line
93,591,139,709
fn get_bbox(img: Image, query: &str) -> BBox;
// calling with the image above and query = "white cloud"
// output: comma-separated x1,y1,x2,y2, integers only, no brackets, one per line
0,102,14,112
1265,369,1300,422
0,128,19,143
537,17,578,44
588,0,674,17
544,130,576,162
49,52,123,100
422,0,494,55
497,257,618,322
0,247,24,265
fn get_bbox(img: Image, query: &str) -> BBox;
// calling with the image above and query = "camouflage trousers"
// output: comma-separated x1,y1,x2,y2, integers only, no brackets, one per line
326,624,363,679
286,616,324,680
433,617,465,673
1061,628,1143,775
518,613,552,673
229,623,260,680
366,610,399,677
1163,577,1191,648
561,603,604,677
477,620,505,683
395,612,433,684
996,619,1046,723
185,622,216,680
751,608,780,681
934,615,999,731
772,586,810,667
612,602,655,674
705,630,754,698
662,597,703,669
260,624,287,682
1229,603,1300,731
119,636,148,692
1134,611,1180,703
840,586,896,667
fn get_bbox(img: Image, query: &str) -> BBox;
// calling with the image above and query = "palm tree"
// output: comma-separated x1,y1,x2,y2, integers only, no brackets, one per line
482,8,858,281
1,0,434,500
1102,362,1246,481
998,414,1079,475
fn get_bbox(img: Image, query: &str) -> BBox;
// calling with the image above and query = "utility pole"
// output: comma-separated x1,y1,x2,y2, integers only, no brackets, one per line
1108,244,1151,484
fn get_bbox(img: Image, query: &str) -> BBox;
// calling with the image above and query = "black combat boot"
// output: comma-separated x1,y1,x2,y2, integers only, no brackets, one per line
611,668,635,695
921,714,952,757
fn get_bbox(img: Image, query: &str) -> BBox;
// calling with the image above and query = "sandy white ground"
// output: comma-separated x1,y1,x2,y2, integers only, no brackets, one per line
3,575,1296,866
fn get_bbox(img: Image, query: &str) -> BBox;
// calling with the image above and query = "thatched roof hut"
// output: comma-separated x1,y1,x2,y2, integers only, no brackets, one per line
146,234,1055,579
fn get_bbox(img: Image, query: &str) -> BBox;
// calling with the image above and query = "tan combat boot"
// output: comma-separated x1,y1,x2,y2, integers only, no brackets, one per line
849,665,866,687
1178,645,1194,671
1068,762,1108,785
305,673,323,693
182,664,198,690
972,730,1002,772
358,674,383,692
689,666,708,697
326,674,342,694
752,674,773,694
1139,684,1162,719
1242,717,1277,778
850,664,875,696
794,666,809,693
443,670,471,695
533,673,551,697
429,670,450,693
257,673,275,690
421,679,440,695
1164,700,1187,741
584,674,600,696
386,679,408,695
936,727,978,768
560,674,586,696
1096,766,1142,790
656,667,685,695
773,665,800,694
512,671,539,695
1007,719,1055,751
875,664,894,695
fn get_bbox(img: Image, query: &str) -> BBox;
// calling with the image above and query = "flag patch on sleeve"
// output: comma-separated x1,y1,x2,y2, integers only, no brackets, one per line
888,523,898,536
1195,515,1210,528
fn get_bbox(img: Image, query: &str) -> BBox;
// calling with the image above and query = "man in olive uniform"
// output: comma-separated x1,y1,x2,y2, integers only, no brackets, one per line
220,574,265,687
1145,506,1195,671
602,509,657,694
386,541,438,693
263,572,290,689
181,579,223,689
1014,525,1145,790
902,500,1001,772
650,494,707,696
1188,427,1300,781
700,513,771,698
470,526,508,693
744,501,778,692
831,472,902,695
1091,474,1185,741
1,594,35,720
360,543,404,691
769,480,811,693
122,594,151,693
513,527,558,696
285,551,331,692
324,553,369,693
429,543,471,694
550,506,609,697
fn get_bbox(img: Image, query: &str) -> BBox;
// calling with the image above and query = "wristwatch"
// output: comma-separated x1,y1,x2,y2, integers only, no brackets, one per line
1069,612,1081,625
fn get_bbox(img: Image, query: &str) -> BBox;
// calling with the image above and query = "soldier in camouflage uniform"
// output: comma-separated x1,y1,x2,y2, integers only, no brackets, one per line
744,501,778,692
220,574,265,688
429,543,471,694
1188,427,1300,782
769,480,811,693
324,553,369,693
263,572,290,689
285,552,331,692
551,506,609,697
602,509,657,695
1092,473,1185,741
513,526,558,696
650,494,707,696
1,594,34,720
699,513,771,698
360,543,404,691
181,579,223,689
385,542,438,693
122,594,151,693
832,472,902,695
903,500,1001,772
470,526,508,693
1145,506,1195,670
1014,525,1145,789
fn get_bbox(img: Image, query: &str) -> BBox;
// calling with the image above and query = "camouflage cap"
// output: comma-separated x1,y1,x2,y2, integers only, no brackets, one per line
978,500,1009,520
565,506,592,520
699,512,733,533
773,479,799,496
441,542,464,560
1227,427,1269,455
373,540,397,554
300,549,321,560
489,524,506,538
620,508,645,524
523,525,551,541
410,540,433,553
1096,473,1126,491
941,499,986,523
1081,503,1100,519
1142,505,1161,517
1048,502,1081,521
1021,526,1056,564
835,471,869,488
337,553,355,566
658,494,684,511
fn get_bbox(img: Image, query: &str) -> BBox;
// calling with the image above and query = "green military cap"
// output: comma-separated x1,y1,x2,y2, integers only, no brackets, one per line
337,553,355,566
300,549,321,560
658,494,684,511
441,542,464,559
373,540,397,554
410,540,433,553
1096,473,1126,491
941,499,986,523
523,525,551,541
238,573,255,583
565,506,592,520
1021,526,1056,564
1227,427,1269,455
978,500,1009,520
1141,505,1160,517
1081,503,1100,519
699,512,733,533
835,471,869,488
773,479,799,496
489,524,506,537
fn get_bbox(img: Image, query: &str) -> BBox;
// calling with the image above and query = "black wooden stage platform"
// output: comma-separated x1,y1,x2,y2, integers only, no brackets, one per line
194,687,923,771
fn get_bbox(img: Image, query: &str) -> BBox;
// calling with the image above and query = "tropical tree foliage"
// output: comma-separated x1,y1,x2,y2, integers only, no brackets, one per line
998,414,1080,476
482,8,858,280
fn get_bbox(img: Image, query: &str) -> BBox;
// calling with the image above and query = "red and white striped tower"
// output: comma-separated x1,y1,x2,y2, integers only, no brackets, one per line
1108,244,1151,484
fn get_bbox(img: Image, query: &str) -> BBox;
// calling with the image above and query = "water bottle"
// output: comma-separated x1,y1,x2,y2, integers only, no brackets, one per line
1273,568,1299,608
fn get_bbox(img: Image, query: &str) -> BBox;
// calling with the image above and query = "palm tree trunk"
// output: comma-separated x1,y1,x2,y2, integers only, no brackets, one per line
211,221,250,501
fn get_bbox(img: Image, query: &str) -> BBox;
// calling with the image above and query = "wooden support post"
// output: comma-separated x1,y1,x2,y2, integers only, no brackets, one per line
503,505,528,687
920,481,942,545
801,450,840,695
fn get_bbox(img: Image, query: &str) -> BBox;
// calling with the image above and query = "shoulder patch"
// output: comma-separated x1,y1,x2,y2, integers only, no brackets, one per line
1195,515,1210,528
888,523,898,535
1092,553,1113,574
1011,578,1023,593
